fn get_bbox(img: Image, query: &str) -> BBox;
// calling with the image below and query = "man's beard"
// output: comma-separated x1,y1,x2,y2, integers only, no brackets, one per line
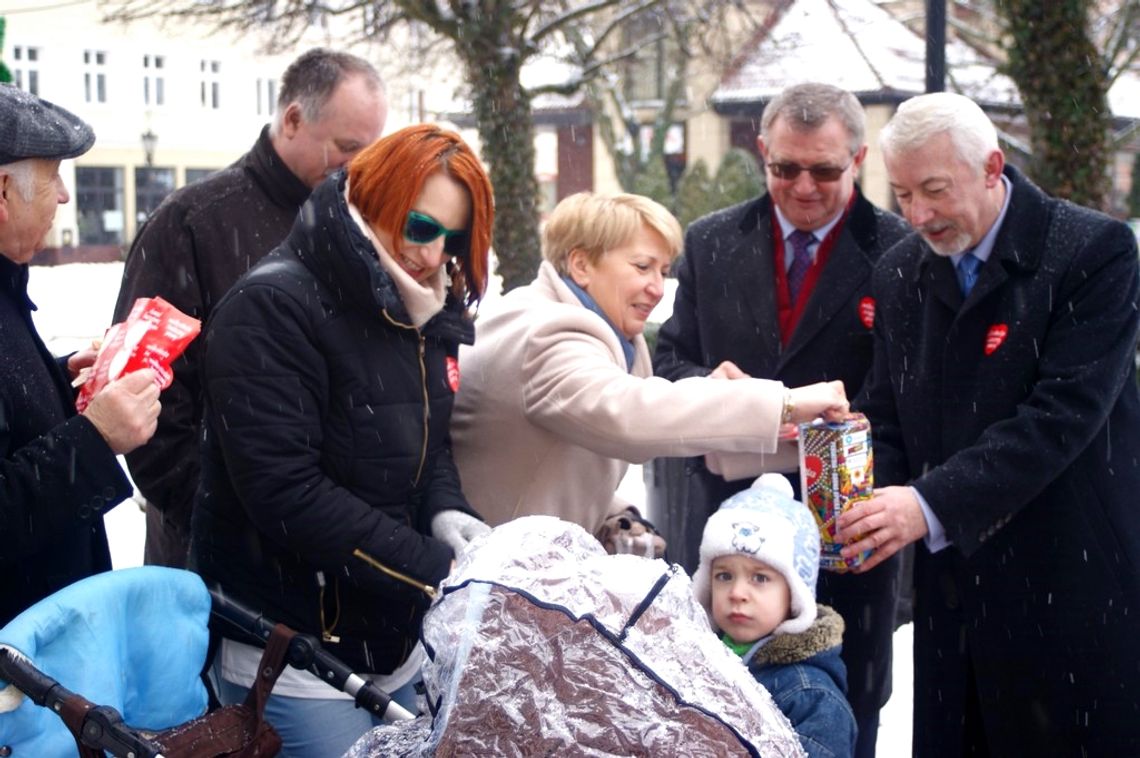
918,224,972,257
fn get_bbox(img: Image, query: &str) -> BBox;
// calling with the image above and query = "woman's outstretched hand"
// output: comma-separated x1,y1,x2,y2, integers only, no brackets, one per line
788,380,849,424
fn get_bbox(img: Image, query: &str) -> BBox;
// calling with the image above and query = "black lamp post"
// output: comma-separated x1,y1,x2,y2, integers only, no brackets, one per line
141,129,158,166
925,0,947,93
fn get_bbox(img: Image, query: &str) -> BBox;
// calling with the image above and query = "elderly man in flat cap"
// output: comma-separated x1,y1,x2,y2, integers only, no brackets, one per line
0,84,161,626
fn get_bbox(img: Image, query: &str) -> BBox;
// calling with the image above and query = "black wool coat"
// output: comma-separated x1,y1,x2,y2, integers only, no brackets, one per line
857,166,1140,755
192,173,479,675
0,258,132,626
652,189,910,724
654,188,910,511
113,126,311,538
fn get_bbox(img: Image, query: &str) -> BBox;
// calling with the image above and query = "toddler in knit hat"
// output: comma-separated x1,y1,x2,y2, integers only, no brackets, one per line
694,474,856,758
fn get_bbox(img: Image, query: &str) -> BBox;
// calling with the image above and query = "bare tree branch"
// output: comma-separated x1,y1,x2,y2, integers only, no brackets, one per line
530,0,629,44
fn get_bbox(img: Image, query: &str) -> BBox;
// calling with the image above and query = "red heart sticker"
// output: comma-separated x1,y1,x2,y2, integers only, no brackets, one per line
858,297,875,330
984,324,1008,355
803,455,823,487
446,355,461,392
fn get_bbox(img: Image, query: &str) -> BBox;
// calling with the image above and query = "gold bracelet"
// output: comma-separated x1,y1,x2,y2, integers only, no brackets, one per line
781,390,795,425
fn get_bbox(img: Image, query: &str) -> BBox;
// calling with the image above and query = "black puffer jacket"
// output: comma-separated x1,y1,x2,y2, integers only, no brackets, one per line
192,173,478,674
114,127,311,541
0,257,132,625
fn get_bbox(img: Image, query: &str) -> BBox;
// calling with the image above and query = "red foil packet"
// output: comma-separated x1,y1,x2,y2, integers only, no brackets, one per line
798,413,874,572
75,297,201,412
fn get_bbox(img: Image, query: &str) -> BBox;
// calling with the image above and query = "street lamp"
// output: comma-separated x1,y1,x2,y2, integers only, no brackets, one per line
141,129,158,166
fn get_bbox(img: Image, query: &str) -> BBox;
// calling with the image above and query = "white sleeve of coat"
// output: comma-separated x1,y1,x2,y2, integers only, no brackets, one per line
703,440,801,481
520,316,784,463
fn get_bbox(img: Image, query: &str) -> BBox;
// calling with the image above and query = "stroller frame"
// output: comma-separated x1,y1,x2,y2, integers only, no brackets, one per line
0,572,413,758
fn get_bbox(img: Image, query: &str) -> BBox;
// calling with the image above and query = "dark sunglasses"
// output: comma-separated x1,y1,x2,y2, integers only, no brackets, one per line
766,161,852,183
403,211,468,257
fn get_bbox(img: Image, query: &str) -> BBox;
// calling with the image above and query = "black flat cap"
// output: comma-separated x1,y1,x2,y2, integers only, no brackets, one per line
0,84,95,165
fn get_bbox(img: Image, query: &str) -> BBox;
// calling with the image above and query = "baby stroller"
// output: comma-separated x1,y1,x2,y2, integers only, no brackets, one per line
0,566,412,757
346,516,805,757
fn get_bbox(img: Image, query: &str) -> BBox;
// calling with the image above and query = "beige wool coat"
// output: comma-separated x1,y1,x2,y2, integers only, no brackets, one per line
450,261,796,534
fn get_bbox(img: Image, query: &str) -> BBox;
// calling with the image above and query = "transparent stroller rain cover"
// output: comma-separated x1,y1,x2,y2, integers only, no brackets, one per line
347,516,805,757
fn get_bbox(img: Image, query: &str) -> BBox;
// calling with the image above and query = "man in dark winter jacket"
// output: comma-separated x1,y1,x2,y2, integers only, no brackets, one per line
112,48,387,568
0,85,161,626
840,92,1140,755
653,82,909,757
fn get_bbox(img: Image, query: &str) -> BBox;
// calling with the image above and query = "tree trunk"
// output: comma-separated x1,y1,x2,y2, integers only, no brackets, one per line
998,0,1112,210
461,46,541,295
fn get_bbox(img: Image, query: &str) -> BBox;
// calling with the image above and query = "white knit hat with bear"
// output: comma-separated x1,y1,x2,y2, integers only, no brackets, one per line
692,473,821,635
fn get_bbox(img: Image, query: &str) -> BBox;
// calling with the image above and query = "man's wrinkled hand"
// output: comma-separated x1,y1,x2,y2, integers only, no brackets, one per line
836,485,927,572
67,342,100,382
82,368,160,454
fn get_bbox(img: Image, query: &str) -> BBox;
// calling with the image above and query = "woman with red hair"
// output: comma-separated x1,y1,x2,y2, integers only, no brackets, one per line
191,124,493,755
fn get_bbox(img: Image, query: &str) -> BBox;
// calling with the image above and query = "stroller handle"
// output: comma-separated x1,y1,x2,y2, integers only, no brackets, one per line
0,647,167,758
207,589,414,721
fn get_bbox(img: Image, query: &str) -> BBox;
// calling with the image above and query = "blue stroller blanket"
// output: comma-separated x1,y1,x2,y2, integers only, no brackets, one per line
0,566,212,757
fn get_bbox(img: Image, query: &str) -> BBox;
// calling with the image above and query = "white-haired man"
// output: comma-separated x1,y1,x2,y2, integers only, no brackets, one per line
0,85,161,625
113,48,387,568
841,91,1140,754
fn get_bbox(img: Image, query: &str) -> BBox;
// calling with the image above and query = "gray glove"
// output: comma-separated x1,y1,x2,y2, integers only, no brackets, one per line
431,510,491,555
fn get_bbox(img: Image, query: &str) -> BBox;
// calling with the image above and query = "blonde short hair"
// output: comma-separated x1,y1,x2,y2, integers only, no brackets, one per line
542,192,683,275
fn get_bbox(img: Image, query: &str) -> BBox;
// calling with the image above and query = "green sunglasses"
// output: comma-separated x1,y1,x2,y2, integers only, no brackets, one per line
403,211,468,258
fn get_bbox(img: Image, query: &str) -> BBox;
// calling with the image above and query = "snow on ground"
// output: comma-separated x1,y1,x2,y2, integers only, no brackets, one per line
27,261,911,755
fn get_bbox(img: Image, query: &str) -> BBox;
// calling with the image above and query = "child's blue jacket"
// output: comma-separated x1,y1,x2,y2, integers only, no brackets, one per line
743,603,856,758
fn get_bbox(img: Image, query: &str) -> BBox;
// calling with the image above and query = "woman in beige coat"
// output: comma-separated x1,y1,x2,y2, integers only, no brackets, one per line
450,192,846,548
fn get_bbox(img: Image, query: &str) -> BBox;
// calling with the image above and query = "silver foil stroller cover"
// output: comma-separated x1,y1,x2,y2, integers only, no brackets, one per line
346,515,806,757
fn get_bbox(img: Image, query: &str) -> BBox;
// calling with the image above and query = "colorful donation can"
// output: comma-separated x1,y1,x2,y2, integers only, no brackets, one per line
798,414,873,572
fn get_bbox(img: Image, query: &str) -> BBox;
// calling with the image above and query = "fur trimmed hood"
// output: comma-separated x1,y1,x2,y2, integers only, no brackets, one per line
749,603,845,666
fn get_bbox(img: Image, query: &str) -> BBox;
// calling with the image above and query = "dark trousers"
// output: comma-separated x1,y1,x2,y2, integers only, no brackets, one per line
817,553,901,758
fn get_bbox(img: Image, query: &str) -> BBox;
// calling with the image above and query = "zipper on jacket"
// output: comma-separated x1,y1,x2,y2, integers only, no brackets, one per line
413,335,429,485
380,309,431,487
315,570,341,643
353,548,437,599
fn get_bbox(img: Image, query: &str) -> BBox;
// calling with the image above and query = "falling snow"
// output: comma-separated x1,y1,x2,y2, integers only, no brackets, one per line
27,259,916,755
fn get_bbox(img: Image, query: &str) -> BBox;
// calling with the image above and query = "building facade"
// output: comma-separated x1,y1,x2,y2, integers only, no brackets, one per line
1,2,315,262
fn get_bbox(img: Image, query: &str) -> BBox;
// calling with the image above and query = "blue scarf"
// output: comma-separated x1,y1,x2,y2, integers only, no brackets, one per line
561,276,636,372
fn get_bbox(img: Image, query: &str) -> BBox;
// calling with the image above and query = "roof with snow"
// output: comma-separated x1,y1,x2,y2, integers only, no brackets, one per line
713,0,1021,111
711,0,1140,124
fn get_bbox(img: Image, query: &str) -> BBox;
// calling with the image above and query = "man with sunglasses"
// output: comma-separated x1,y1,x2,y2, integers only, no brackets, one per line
653,82,909,758
111,48,387,569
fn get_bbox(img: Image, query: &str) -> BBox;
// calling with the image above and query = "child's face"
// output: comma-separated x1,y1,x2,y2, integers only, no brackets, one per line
710,554,792,644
